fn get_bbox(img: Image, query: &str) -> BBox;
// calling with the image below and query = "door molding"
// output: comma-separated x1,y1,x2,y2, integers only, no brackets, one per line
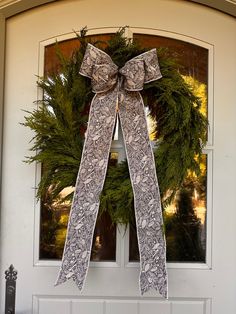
1,0,236,18
0,1,56,252
190,0,236,17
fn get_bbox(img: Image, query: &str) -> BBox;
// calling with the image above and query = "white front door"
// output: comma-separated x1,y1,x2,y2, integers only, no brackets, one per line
1,1,236,313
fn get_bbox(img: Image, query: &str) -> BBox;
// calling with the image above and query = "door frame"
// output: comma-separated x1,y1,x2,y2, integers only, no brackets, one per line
0,0,56,241
0,3,234,314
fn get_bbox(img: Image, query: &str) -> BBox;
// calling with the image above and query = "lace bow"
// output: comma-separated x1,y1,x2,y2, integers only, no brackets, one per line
56,43,168,298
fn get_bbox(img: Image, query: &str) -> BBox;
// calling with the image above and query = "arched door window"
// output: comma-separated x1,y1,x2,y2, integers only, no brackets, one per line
39,32,209,264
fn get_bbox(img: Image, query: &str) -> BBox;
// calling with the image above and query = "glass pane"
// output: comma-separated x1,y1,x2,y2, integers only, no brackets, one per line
40,33,208,264
165,155,207,262
40,152,118,261
133,34,208,83
130,154,207,263
133,34,208,118
130,34,208,263
44,34,113,75
39,35,117,261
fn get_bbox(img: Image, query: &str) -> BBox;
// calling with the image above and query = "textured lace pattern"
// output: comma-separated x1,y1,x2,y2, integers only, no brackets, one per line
55,44,168,298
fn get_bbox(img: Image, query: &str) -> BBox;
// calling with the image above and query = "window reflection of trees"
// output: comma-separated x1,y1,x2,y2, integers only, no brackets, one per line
130,154,207,263
164,154,207,262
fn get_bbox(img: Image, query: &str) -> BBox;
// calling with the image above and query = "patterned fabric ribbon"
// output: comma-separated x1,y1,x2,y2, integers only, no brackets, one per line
55,43,168,298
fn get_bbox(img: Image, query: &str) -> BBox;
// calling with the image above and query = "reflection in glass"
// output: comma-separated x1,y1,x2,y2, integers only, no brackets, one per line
133,34,208,84
39,152,118,261
130,154,207,262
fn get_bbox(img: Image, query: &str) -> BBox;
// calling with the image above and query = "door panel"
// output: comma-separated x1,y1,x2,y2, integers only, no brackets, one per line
1,0,236,313
33,296,210,314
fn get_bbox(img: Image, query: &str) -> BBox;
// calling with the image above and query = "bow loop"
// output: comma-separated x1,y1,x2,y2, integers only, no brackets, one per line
79,43,118,93
119,48,162,91
91,63,118,93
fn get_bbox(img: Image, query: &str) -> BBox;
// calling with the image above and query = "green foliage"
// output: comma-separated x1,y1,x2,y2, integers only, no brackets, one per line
100,161,135,226
23,27,208,225
23,47,93,200
144,49,207,204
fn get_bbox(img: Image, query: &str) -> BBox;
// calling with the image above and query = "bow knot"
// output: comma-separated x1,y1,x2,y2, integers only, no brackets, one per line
80,43,162,93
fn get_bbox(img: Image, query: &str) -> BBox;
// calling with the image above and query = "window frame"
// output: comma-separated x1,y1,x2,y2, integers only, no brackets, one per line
33,27,213,271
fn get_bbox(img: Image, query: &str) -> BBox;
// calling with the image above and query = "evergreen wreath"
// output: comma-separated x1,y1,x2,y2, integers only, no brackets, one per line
23,28,207,226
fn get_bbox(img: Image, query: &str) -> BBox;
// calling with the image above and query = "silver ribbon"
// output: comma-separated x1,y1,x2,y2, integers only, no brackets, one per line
55,43,168,298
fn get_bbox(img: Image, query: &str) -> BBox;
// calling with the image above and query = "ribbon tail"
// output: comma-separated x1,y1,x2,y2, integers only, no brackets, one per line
119,91,168,298
55,91,117,290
